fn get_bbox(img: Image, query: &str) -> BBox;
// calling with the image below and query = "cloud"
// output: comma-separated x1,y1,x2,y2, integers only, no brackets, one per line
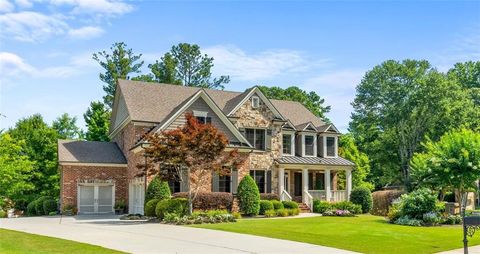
0,0,14,12
14,0,32,8
68,25,104,39
0,11,67,42
51,0,134,16
203,45,330,81
434,26,480,72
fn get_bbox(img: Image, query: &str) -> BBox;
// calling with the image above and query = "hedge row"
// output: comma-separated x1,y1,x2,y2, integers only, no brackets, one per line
172,192,233,211
371,190,404,216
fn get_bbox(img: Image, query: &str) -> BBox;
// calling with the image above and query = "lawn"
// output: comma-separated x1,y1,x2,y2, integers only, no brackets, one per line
193,215,480,254
0,229,124,254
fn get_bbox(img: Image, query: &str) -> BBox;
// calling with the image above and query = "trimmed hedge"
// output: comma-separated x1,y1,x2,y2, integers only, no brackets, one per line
260,193,279,200
34,197,52,215
155,198,188,220
313,200,331,214
146,176,171,203
145,199,160,217
271,200,284,210
237,175,260,216
43,199,57,215
172,192,233,210
350,187,373,213
372,190,404,216
282,201,299,209
259,200,274,215
26,201,36,216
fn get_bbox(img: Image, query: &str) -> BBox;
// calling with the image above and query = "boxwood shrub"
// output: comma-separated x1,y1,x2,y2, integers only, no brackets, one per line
26,201,36,216
145,199,160,217
282,201,298,209
313,200,332,213
155,198,188,220
271,200,284,210
237,175,260,216
43,199,57,215
34,197,52,215
259,200,274,215
350,187,373,213
146,176,171,203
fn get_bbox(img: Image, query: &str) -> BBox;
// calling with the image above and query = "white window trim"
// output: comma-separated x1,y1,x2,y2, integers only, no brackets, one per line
322,134,338,158
251,96,260,108
192,110,208,117
301,133,317,157
281,132,295,156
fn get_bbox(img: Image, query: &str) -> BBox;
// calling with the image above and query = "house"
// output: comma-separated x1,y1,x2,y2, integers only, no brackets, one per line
58,80,355,214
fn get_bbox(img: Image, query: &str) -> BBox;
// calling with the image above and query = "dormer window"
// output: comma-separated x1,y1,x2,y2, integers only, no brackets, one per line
193,111,211,124
251,96,260,108
300,133,317,157
326,137,336,157
304,135,315,156
320,135,338,157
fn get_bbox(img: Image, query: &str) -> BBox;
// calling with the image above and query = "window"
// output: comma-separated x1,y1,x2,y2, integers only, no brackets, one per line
218,175,231,192
195,116,212,124
245,128,265,150
304,135,314,156
168,180,181,193
249,170,271,193
326,137,336,157
251,96,260,108
282,134,292,155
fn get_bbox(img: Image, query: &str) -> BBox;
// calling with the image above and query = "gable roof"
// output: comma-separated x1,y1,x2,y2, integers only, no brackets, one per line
270,99,326,129
226,87,285,120
58,140,126,164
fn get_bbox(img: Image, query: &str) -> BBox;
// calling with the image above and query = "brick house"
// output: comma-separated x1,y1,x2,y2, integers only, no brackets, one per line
58,80,355,214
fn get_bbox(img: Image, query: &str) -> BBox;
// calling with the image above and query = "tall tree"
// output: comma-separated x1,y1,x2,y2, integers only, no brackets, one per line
52,113,83,139
258,86,331,121
145,43,229,89
448,61,480,109
84,101,110,142
350,60,475,189
93,42,144,108
338,134,374,190
7,114,59,197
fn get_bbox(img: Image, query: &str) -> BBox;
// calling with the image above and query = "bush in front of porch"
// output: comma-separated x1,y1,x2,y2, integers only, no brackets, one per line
312,200,361,216
237,175,260,216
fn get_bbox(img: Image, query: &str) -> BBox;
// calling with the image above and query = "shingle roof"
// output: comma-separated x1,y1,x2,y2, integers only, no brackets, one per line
276,156,355,166
270,100,326,129
58,140,127,164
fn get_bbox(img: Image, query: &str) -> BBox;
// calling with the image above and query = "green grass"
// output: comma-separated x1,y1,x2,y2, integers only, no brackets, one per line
0,229,124,254
192,215,480,254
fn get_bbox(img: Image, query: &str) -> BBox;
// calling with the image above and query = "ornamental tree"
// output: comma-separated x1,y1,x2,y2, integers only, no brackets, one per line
140,113,244,214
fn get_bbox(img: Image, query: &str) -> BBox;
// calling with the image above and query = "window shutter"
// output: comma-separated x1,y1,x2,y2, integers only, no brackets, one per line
266,170,272,193
212,171,219,192
180,169,189,192
265,129,272,151
231,169,238,194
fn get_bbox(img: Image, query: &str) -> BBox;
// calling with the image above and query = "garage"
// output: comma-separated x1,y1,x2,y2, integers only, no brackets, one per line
78,183,115,214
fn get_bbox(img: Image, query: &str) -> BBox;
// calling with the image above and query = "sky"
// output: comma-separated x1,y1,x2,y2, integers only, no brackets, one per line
1,0,479,132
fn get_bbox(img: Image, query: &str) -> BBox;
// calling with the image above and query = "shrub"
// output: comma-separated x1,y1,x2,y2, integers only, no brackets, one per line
26,201,36,216
232,212,241,219
163,210,236,225
422,212,441,226
42,199,57,215
288,208,300,216
443,215,462,225
333,201,362,214
260,193,279,200
271,200,284,210
371,190,404,216
350,187,373,213
282,201,299,209
435,202,446,213
172,192,233,210
0,210,6,218
155,198,188,220
400,188,437,220
48,211,57,216
335,210,353,217
145,199,160,217
259,200,274,215
237,175,260,216
146,177,171,202
276,209,289,217
387,202,402,223
264,209,277,217
34,197,51,216
394,216,422,227
313,200,332,214
14,199,28,212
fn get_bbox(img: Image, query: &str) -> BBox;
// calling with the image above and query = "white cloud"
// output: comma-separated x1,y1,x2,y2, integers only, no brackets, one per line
203,45,330,81
0,51,36,75
14,0,32,8
0,11,67,42
51,0,133,16
68,25,104,39
434,26,480,72
0,0,14,12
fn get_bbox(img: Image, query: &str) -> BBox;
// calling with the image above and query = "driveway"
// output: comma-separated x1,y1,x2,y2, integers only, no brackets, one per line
0,215,357,254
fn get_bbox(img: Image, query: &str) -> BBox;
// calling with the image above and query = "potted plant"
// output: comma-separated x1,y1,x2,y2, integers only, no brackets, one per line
63,204,76,216
115,200,126,215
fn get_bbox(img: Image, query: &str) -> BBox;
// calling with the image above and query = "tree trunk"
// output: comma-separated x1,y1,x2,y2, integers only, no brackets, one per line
461,191,469,254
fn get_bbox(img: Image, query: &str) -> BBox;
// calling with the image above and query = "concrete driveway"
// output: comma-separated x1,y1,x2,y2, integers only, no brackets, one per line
0,215,357,254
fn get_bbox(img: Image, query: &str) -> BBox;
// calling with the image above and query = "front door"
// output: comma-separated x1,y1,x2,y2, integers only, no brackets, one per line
78,184,114,214
294,172,302,196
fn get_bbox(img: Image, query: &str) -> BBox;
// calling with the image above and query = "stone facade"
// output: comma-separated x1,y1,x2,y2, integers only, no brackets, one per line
60,165,127,209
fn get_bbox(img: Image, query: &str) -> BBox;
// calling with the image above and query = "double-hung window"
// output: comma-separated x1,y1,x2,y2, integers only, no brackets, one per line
326,136,336,157
249,170,271,193
195,116,212,124
282,134,292,155
304,135,315,156
245,128,265,150
218,175,231,192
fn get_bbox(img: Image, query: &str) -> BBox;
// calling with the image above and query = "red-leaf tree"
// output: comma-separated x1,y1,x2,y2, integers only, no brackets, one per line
139,113,245,214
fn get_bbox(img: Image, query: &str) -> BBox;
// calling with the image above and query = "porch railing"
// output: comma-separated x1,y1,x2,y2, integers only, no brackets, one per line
281,189,292,202
308,190,348,202
303,190,313,212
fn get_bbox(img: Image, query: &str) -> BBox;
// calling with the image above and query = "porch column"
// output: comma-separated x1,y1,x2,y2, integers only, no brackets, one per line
325,169,331,201
346,169,352,201
302,168,308,203
278,167,285,201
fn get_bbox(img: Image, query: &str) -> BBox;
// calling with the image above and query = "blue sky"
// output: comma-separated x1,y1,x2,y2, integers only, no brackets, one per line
1,1,479,132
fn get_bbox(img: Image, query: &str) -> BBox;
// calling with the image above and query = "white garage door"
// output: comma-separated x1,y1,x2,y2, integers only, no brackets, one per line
78,184,114,214
129,183,145,215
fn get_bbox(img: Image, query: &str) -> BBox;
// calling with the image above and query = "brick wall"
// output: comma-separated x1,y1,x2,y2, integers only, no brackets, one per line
60,165,127,209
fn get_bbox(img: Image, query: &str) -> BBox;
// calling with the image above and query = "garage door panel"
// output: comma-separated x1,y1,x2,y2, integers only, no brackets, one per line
79,185,95,213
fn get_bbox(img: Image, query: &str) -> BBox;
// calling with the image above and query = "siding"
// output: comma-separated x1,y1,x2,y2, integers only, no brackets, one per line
112,94,129,130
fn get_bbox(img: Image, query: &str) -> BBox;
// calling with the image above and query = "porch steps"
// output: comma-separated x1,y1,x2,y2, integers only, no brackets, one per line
297,203,311,213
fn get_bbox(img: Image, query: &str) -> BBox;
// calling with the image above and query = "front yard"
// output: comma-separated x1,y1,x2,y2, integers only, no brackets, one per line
193,215,480,254
0,229,123,254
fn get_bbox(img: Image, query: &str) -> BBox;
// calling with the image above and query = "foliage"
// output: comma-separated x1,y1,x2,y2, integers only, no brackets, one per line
259,200,274,215
282,201,299,209
114,200,126,210
350,60,477,189
387,202,402,222
394,216,423,227
422,212,441,226
145,176,171,203
264,209,276,218
338,134,374,190
232,212,241,219
371,190,404,216
145,43,229,89
83,101,110,142
447,61,480,107
237,175,260,216
93,42,144,107
155,198,188,220
52,113,83,139
42,199,57,215
259,193,279,200
33,197,52,216
163,209,236,225
276,208,290,217
313,200,332,214
172,192,233,211
443,215,462,225
271,200,284,210
333,201,362,214
258,85,330,121
0,211,6,218
398,188,437,220
144,199,160,217
0,134,34,203
350,187,373,213
26,202,36,216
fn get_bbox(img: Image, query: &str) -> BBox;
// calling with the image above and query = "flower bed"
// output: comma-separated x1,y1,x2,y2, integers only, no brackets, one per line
162,209,238,225
313,200,361,216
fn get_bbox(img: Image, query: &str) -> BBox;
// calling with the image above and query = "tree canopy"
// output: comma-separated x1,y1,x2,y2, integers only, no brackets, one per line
83,101,110,142
338,134,374,190
52,113,83,139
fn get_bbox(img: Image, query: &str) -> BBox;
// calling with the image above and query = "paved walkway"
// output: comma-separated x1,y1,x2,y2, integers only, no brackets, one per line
0,215,357,254
437,246,480,254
